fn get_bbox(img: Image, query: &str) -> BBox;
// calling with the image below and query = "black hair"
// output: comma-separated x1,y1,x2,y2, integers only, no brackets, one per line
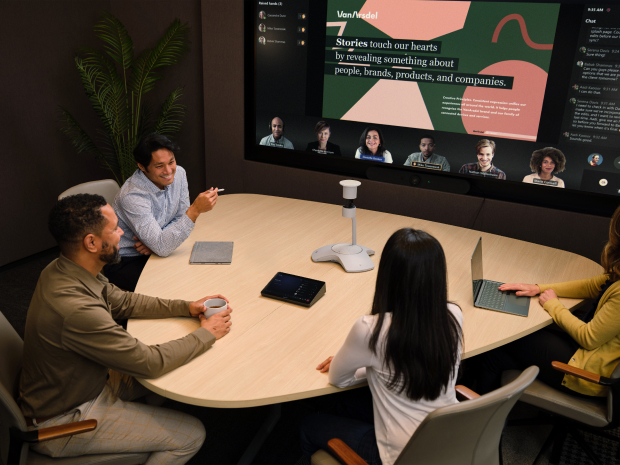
368,228,462,401
529,147,566,174
133,133,180,169
358,126,387,157
48,194,108,255
420,134,435,144
314,121,330,134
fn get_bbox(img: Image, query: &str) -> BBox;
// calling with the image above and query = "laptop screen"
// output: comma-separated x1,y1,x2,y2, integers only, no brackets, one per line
471,238,484,301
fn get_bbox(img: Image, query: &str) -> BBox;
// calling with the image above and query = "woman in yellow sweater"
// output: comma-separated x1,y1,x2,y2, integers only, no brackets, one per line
476,206,620,397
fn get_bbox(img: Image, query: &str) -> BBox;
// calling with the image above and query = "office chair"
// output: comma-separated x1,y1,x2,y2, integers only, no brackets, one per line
502,361,620,465
58,179,120,205
0,312,148,465
311,366,539,465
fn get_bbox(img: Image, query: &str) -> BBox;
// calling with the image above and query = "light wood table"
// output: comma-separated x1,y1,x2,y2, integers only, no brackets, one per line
129,193,602,408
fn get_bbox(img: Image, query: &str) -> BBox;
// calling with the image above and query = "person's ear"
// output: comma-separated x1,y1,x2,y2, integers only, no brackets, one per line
137,163,147,173
83,233,98,253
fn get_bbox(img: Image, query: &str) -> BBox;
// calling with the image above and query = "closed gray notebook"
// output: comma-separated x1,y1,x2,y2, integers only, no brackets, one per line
190,241,234,264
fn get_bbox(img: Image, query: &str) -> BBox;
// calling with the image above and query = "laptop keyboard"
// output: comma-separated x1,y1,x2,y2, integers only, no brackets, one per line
477,280,507,310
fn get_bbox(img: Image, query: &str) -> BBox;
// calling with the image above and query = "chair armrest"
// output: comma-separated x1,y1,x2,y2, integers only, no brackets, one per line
11,419,97,443
327,438,368,465
455,385,480,400
551,361,618,386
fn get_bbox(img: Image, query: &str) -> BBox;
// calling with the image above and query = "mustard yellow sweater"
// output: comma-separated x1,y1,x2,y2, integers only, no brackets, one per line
539,274,620,396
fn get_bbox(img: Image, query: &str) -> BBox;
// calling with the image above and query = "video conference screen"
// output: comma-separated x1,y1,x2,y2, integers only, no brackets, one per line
246,0,620,209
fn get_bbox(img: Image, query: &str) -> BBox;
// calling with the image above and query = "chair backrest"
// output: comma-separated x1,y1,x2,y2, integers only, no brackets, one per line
607,360,620,424
58,179,120,205
0,311,26,465
394,365,539,465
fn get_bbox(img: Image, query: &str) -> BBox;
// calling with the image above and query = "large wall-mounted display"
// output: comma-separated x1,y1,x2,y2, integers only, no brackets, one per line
245,0,620,215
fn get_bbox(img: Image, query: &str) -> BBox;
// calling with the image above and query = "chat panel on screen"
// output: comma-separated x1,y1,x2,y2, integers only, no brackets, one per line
322,0,559,141
561,5,620,149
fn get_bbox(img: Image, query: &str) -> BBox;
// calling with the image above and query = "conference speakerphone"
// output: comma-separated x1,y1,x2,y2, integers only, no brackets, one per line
261,272,326,307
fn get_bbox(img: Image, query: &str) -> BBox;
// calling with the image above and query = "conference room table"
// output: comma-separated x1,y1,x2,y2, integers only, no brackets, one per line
128,193,601,461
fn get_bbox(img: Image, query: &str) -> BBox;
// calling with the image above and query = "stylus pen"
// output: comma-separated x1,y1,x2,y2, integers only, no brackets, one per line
209,188,225,192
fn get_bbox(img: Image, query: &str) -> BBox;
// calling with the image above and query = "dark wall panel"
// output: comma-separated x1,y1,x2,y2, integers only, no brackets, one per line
1,0,205,267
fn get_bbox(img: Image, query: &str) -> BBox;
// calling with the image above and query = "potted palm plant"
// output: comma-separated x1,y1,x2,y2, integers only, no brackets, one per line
60,11,190,185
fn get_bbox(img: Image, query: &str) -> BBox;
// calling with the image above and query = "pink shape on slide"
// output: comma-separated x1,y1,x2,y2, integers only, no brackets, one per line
461,61,548,141
492,14,553,50
359,0,470,40
342,80,433,130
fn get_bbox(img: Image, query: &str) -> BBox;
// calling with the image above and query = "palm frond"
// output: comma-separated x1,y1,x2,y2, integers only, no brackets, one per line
59,108,121,184
152,86,186,136
94,11,134,72
130,19,190,97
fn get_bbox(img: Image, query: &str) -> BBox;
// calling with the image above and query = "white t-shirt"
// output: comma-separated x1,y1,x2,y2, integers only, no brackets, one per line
328,304,463,465
355,148,393,163
522,172,565,188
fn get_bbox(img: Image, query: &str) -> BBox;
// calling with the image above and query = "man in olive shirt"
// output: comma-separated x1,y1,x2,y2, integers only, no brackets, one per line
19,194,232,464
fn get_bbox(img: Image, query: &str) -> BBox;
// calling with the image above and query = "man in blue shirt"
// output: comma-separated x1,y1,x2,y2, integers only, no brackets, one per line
105,134,218,291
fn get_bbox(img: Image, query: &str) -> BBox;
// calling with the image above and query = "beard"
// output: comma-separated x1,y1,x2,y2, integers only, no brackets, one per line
100,241,121,265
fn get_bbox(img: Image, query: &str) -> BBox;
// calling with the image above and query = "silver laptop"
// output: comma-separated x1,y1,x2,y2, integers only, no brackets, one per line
471,238,530,317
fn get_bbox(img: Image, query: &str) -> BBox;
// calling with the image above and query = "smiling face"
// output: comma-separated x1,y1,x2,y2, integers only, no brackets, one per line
419,138,435,159
477,146,494,171
365,130,380,154
540,156,556,176
317,128,331,147
593,155,600,164
271,117,283,140
138,148,176,190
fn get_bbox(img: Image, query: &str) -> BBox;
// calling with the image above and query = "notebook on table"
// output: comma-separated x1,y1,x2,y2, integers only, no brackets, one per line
190,241,234,264
471,238,530,317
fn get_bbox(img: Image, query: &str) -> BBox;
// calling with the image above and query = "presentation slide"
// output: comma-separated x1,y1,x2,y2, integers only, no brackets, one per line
322,0,560,141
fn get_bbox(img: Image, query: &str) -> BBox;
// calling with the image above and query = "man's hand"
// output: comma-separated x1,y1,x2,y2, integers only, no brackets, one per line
539,289,558,307
200,308,232,339
133,236,152,256
498,283,541,297
189,294,230,317
316,356,334,373
186,188,218,222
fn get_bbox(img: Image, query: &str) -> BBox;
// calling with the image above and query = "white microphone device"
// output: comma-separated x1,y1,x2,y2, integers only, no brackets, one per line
311,180,375,272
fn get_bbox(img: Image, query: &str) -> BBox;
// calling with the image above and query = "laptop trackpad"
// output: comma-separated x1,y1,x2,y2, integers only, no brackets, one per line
504,294,530,316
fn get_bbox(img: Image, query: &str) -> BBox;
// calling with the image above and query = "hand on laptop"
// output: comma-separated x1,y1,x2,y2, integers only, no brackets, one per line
498,283,541,296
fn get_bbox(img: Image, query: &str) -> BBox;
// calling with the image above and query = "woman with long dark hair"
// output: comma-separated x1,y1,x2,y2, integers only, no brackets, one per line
354,126,393,163
475,205,620,397
300,228,463,465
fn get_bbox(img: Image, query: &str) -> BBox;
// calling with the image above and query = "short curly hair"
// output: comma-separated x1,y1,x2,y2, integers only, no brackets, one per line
49,194,107,254
529,147,566,174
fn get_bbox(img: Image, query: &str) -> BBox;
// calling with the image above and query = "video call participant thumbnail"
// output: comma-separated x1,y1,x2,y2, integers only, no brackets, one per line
459,139,506,180
403,135,450,171
522,147,566,188
355,127,393,163
20,194,233,462
306,121,341,156
106,133,219,292
260,117,294,149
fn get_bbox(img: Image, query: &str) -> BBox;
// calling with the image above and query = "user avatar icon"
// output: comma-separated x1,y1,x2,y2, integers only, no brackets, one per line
259,36,266,45
589,153,603,166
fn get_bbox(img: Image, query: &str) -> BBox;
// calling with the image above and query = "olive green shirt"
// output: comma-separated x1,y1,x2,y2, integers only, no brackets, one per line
19,255,215,418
